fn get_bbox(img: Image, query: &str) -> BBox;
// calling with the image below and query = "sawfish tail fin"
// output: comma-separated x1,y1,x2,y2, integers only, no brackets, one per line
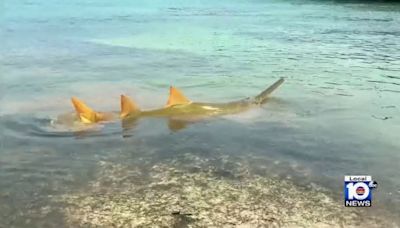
71,97,99,123
120,95,140,118
254,78,285,104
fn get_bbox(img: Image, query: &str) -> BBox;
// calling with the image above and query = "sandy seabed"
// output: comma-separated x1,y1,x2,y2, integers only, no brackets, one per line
55,153,393,228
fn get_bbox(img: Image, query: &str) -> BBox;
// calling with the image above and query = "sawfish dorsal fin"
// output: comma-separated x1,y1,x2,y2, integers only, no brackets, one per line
166,86,192,107
71,97,98,123
120,95,140,118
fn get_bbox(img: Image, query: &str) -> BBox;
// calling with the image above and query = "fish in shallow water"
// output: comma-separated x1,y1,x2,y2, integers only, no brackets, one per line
54,78,284,131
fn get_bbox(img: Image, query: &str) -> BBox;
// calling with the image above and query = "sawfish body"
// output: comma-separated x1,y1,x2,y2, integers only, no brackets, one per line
136,100,252,118
53,78,284,131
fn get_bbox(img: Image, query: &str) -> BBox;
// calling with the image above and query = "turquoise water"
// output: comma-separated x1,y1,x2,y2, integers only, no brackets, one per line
1,0,400,226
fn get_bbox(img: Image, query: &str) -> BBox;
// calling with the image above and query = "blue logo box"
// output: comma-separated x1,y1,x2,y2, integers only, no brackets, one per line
344,175,377,207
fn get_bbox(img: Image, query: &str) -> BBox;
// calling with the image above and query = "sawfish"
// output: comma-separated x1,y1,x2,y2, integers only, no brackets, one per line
53,78,284,131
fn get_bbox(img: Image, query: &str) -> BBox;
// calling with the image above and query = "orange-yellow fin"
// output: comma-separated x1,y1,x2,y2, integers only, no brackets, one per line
120,95,140,118
166,86,192,107
71,97,97,123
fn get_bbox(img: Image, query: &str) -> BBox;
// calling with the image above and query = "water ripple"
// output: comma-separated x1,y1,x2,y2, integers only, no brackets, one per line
0,115,123,139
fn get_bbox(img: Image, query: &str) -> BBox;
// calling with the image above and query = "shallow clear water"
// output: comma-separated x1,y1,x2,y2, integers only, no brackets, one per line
1,0,400,227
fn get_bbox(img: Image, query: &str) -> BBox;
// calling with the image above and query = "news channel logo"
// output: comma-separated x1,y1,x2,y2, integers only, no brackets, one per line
344,175,378,207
